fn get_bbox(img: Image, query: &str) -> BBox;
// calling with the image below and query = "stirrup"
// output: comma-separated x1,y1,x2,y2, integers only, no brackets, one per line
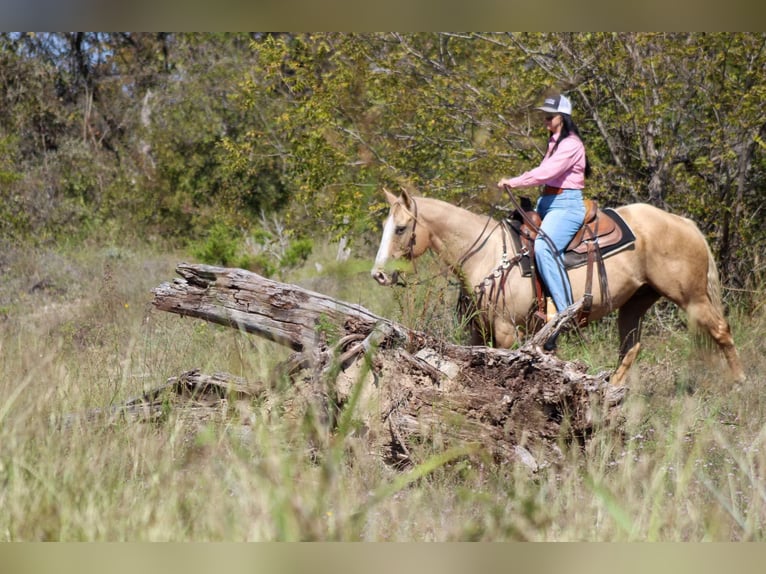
535,298,557,323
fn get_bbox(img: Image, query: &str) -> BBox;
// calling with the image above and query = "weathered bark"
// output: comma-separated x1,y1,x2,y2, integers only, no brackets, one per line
62,369,261,427
152,262,411,351
150,263,631,470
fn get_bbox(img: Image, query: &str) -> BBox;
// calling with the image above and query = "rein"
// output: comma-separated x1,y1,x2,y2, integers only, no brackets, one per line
392,196,456,288
468,219,526,312
393,196,525,303
455,208,501,269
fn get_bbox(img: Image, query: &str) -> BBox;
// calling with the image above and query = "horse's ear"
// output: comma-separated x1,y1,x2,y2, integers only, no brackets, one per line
400,186,413,209
383,187,398,206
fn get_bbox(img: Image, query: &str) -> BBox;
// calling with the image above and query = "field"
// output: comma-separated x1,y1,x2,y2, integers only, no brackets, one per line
1,239,765,541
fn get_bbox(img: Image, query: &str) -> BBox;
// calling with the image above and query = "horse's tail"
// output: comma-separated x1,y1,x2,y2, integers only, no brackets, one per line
677,215,726,317
688,221,727,348
682,218,744,382
704,240,724,317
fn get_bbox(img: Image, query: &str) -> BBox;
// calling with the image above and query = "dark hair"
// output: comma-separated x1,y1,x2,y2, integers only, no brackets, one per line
548,113,592,178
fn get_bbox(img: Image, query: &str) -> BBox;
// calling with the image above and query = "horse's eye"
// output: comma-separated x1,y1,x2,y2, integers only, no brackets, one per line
395,225,407,236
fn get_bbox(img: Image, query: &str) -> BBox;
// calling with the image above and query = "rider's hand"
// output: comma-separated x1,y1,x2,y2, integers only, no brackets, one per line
497,178,514,189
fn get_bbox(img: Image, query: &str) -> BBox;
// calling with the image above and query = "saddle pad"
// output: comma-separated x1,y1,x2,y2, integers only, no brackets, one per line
507,208,636,276
563,208,636,270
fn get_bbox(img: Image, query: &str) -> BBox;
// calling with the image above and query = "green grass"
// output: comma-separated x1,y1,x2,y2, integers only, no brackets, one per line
1,240,765,541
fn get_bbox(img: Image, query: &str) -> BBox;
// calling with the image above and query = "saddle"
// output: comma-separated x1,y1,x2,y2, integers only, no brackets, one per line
508,198,636,326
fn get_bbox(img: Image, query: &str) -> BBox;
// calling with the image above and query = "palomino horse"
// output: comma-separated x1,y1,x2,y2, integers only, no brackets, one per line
370,189,745,382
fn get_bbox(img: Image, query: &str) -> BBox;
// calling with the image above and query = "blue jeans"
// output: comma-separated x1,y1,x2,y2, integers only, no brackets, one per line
535,190,586,312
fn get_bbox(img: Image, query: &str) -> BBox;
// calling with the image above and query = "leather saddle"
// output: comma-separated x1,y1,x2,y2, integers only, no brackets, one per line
516,199,627,265
507,198,636,326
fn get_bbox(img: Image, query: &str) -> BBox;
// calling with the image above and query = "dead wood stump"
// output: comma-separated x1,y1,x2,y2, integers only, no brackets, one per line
146,263,632,470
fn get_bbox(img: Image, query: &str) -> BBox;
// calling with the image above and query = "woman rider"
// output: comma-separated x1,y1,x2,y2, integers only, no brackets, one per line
497,92,591,320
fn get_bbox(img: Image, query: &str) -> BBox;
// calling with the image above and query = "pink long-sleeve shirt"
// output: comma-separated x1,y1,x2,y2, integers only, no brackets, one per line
506,134,586,190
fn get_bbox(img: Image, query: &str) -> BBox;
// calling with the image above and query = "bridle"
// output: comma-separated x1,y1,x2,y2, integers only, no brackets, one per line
390,195,525,295
403,196,419,263
387,196,421,286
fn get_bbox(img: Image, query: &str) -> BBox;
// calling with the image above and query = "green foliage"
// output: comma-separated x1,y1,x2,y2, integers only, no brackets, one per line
190,222,240,267
190,219,313,279
237,33,765,296
139,35,293,239
245,33,540,239
0,134,20,186
281,238,313,269
1,33,765,303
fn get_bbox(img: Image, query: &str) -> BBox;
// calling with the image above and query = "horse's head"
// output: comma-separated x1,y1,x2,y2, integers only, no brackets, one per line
371,188,428,286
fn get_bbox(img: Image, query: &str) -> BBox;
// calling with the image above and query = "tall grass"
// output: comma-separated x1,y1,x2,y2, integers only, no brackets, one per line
0,240,765,541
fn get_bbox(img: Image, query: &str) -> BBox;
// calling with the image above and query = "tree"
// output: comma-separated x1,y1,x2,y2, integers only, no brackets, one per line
1,32,764,301
507,33,766,288
232,33,765,294
151,263,631,468
234,33,544,241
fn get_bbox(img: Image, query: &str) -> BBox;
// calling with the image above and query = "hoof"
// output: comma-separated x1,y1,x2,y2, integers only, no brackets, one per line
543,334,559,353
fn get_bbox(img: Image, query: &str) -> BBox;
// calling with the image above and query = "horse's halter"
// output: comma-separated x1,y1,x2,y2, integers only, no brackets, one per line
389,196,420,286
391,195,519,292
401,197,419,262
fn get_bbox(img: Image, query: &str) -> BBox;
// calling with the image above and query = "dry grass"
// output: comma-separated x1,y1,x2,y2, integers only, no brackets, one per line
1,241,765,541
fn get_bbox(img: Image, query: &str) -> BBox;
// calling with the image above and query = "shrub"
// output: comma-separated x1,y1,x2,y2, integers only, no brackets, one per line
190,222,239,267
190,220,313,278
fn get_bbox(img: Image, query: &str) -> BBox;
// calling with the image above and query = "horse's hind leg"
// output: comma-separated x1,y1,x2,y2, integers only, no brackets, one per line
618,285,660,359
685,298,745,382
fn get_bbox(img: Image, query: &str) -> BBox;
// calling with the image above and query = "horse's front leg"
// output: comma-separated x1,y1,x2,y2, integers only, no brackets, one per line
456,289,493,346
491,319,520,349
478,301,520,348
468,320,493,346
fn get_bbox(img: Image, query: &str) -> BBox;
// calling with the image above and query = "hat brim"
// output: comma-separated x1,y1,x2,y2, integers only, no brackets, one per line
535,105,560,113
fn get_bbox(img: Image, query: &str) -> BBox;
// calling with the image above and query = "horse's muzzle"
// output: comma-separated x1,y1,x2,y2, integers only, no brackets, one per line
372,270,391,286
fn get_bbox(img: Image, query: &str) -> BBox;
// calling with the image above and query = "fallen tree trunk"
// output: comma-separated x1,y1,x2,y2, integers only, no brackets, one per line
151,263,632,470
